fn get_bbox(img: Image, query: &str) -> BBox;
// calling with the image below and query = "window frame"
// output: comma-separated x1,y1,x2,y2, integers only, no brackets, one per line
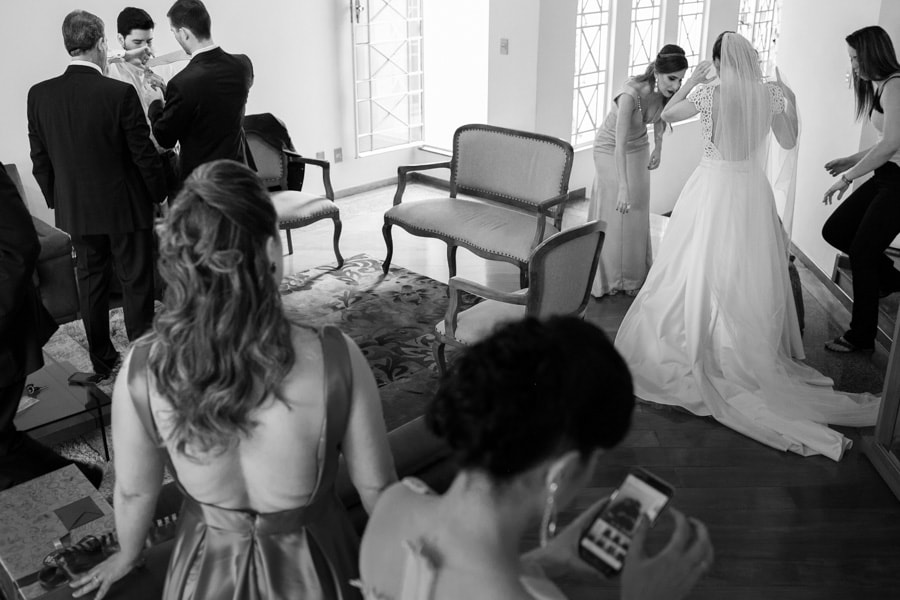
571,0,710,149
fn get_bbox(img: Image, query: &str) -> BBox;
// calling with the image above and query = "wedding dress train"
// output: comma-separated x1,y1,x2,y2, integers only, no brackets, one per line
614,37,879,461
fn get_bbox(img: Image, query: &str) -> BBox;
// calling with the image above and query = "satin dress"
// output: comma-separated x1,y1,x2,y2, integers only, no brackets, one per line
127,326,363,599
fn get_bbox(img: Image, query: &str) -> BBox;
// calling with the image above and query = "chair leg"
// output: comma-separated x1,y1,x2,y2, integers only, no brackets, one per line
285,228,294,255
332,217,344,269
447,245,458,279
432,340,447,375
382,222,394,275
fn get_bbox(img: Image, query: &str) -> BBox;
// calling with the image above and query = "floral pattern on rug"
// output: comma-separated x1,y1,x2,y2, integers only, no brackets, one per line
41,254,476,491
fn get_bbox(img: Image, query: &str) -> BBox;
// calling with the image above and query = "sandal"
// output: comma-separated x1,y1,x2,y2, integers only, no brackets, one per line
824,335,874,354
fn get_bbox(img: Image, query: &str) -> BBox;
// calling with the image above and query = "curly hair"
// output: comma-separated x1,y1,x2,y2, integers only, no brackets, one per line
427,317,634,482
148,160,294,457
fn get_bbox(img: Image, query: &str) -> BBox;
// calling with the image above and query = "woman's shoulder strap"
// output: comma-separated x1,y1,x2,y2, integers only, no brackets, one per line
319,325,353,445
126,340,164,446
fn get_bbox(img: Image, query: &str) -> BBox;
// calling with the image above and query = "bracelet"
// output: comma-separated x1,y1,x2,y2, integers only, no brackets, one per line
841,174,853,186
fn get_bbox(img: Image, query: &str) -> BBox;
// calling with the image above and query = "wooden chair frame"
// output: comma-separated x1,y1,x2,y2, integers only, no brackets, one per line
432,220,605,372
247,132,343,267
383,123,575,286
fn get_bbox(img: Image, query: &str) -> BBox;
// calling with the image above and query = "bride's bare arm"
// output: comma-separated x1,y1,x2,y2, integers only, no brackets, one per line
771,69,799,149
661,60,714,124
341,334,398,513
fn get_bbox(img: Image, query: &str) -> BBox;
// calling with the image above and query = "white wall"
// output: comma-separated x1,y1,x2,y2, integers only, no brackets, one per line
422,0,489,149
487,0,541,130
0,0,418,221
777,0,883,274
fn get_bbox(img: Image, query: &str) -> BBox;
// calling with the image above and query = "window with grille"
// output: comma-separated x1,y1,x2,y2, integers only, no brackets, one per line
572,0,612,147
628,0,663,77
737,0,782,76
676,0,707,68
351,0,424,155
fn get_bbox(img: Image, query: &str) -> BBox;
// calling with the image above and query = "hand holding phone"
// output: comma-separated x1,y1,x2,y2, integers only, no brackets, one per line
578,468,674,577
621,509,714,600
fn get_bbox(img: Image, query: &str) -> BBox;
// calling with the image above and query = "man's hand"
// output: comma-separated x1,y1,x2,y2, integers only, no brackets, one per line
123,46,153,67
144,70,166,93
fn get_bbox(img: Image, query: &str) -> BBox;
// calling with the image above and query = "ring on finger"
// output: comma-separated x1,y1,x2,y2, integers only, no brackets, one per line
92,574,100,585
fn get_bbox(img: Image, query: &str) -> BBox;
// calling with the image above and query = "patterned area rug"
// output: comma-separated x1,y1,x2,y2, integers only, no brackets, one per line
42,254,475,497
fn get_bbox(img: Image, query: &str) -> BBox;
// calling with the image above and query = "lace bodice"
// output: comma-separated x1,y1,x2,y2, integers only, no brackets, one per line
688,82,786,159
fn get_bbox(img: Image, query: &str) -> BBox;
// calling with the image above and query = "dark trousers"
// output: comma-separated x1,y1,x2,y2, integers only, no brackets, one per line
0,378,73,490
71,229,155,373
822,162,900,346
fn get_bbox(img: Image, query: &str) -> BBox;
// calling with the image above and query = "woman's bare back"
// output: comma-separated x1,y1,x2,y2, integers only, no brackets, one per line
149,325,331,512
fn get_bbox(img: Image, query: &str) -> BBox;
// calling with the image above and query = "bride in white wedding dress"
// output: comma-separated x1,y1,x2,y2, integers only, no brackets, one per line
614,32,880,461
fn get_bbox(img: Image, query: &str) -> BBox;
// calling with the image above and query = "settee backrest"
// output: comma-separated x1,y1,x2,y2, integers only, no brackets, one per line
450,124,574,211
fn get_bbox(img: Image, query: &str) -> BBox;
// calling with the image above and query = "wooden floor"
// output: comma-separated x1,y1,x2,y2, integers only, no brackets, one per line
282,183,900,600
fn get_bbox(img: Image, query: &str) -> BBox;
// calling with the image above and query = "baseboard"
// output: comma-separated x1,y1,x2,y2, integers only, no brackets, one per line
409,171,450,190
789,243,853,312
334,176,398,199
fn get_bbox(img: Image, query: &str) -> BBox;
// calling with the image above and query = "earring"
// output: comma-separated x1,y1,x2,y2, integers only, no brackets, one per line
270,263,277,274
539,479,559,548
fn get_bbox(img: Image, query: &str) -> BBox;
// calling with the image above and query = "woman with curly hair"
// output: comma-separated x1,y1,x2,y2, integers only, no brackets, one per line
71,160,396,600
357,317,713,600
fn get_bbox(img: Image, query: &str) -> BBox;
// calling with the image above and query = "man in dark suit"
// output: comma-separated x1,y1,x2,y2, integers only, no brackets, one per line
28,10,166,378
0,166,102,490
149,0,254,184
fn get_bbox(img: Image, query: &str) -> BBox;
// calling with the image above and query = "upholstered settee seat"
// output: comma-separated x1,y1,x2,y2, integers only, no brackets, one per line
385,197,560,263
271,190,340,226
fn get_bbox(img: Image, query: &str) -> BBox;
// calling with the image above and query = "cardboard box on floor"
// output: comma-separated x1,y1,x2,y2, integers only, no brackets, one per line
0,465,171,600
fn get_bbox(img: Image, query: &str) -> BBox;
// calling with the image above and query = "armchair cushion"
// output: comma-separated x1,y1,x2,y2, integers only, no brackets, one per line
271,190,340,226
435,292,527,345
386,198,559,263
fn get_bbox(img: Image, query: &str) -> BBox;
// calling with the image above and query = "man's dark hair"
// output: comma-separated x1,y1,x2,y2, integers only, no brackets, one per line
117,7,155,37
167,0,211,40
62,10,105,56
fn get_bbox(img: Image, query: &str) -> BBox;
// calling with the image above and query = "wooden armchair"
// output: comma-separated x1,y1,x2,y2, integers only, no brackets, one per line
383,124,575,287
246,131,343,267
433,220,605,373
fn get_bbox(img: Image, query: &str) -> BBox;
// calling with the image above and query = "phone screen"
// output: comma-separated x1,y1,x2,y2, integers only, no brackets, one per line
579,470,673,574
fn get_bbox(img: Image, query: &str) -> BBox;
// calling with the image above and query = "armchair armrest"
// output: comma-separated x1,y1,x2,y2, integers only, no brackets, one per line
394,161,452,206
535,189,581,232
448,277,527,304
285,150,334,200
444,276,526,338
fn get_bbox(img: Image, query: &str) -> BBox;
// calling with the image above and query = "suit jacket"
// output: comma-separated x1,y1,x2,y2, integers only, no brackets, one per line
0,166,57,386
150,47,254,182
27,64,166,236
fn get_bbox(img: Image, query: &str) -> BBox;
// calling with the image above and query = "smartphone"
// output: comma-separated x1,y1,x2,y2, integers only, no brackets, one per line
578,468,674,577
68,372,96,387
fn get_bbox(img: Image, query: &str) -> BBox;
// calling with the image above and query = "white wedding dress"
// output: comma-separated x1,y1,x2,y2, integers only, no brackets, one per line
614,36,880,461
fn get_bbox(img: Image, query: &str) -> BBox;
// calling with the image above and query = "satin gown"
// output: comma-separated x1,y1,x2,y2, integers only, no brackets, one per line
127,326,363,599
589,82,661,297
614,83,880,461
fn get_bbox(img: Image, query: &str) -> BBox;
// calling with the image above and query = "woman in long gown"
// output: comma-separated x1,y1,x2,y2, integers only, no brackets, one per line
589,45,688,297
71,160,397,600
614,32,880,462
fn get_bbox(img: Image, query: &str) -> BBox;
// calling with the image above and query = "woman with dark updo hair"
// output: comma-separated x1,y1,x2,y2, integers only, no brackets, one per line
71,160,396,600
589,44,700,298
357,317,713,600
